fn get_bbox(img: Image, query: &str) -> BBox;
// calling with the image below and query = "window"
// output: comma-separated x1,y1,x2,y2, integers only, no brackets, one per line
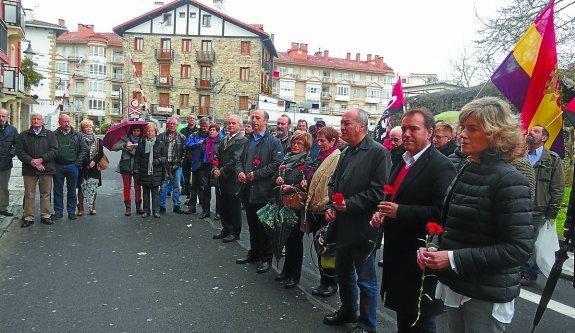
112,84,121,93
180,94,190,107
134,38,144,51
182,39,191,52
200,66,212,80
88,80,105,92
190,12,196,18
159,93,170,107
352,74,360,84
202,15,211,27
88,99,106,110
307,86,319,94
75,81,84,91
133,62,142,76
181,65,191,79
239,67,250,81
55,61,68,74
89,63,107,75
113,51,123,63
162,13,172,26
201,40,212,52
340,104,348,110
179,11,186,18
112,67,123,80
56,79,69,91
241,41,251,55
352,88,360,97
239,96,249,110
367,89,381,99
337,86,349,96
74,99,84,111
89,45,105,57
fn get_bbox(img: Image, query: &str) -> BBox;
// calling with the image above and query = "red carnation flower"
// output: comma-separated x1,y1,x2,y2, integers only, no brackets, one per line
253,159,261,168
211,159,219,167
426,221,444,235
296,165,306,172
383,185,395,196
331,192,345,205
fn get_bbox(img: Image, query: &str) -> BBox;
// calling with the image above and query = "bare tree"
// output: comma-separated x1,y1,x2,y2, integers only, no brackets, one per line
447,47,485,87
474,0,575,72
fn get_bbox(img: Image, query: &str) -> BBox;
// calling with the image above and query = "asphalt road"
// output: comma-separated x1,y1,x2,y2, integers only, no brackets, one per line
0,149,573,332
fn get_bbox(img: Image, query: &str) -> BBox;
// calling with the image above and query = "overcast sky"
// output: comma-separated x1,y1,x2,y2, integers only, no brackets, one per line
26,0,503,79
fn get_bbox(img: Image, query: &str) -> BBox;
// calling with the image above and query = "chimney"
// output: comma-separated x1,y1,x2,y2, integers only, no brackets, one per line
367,54,372,62
58,19,66,28
300,43,308,54
375,56,384,67
346,52,351,60
355,53,361,61
290,42,299,51
78,24,95,34
323,50,329,60
154,1,165,8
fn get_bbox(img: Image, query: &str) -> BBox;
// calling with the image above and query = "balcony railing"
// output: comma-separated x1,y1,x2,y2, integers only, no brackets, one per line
196,50,215,63
2,66,24,93
4,1,25,35
191,106,212,116
154,75,174,88
150,104,174,116
155,49,174,61
111,55,123,64
321,91,331,99
110,107,122,116
110,90,120,98
67,55,82,62
0,20,7,57
111,73,123,81
322,76,332,82
194,77,212,90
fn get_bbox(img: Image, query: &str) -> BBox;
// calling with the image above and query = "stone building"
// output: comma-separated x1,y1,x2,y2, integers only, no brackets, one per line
274,43,395,118
56,24,124,127
113,0,276,121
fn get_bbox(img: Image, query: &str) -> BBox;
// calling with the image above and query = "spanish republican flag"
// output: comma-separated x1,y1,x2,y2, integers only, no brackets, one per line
491,0,563,155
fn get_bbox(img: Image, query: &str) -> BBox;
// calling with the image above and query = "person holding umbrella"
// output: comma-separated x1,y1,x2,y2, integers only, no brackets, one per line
112,126,144,216
418,97,533,332
274,130,312,289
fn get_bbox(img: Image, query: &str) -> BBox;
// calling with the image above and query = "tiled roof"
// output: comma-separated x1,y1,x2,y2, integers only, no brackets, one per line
276,52,394,74
57,31,122,46
26,20,68,31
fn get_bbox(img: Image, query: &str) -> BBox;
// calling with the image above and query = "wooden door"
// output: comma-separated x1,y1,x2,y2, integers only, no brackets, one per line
160,63,170,77
199,95,211,115
160,38,171,58
159,93,170,107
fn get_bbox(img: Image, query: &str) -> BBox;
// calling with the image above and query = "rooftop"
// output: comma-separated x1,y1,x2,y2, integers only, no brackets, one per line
57,24,122,46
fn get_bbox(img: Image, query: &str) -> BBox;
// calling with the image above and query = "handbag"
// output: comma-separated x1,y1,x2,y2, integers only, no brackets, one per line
97,154,109,171
281,186,307,210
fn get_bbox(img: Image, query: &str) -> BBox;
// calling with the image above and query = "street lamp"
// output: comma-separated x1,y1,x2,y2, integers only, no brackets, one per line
23,40,36,59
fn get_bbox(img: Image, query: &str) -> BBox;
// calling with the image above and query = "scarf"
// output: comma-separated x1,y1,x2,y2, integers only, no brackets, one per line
145,137,156,175
204,136,218,163
84,133,98,160
306,145,338,181
128,134,141,144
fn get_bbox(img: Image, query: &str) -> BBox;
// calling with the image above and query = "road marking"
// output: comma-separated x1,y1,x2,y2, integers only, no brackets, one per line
520,289,575,319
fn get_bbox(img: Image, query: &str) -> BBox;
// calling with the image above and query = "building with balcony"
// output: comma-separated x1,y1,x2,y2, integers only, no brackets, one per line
0,0,32,131
55,23,124,126
23,14,68,129
273,42,395,119
113,0,277,121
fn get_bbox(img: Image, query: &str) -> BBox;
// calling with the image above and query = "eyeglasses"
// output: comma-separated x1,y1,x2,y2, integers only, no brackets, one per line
291,141,305,147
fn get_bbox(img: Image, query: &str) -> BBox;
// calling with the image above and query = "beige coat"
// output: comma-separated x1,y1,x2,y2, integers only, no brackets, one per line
302,149,341,231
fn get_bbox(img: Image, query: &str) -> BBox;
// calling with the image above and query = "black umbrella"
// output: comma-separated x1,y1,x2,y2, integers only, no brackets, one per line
271,206,298,267
531,160,575,332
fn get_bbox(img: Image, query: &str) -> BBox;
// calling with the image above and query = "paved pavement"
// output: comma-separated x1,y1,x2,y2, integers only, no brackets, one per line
0,151,574,332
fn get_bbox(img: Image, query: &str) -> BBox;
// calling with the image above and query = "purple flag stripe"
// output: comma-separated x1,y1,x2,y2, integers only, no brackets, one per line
491,53,531,110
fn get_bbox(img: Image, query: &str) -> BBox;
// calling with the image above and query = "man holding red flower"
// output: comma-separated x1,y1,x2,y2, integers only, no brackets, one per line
236,109,284,274
323,108,391,333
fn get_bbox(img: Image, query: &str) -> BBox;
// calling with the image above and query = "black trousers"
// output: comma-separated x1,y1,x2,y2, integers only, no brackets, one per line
198,165,211,214
142,185,159,214
244,202,272,261
396,312,437,333
282,217,304,281
182,159,191,195
219,192,242,236
187,171,200,208
309,213,337,286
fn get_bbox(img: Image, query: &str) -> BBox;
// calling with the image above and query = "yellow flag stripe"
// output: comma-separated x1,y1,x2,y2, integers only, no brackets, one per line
513,24,543,76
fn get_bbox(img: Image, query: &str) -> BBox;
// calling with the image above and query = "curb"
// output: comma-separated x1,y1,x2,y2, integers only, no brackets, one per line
0,194,24,239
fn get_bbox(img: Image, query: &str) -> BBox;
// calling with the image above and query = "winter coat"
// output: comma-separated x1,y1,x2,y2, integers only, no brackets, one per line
78,138,104,188
327,136,391,249
305,149,341,214
0,123,18,171
438,152,533,303
448,147,467,170
185,131,209,172
532,147,564,218
133,139,168,187
181,125,198,161
437,139,457,157
15,127,59,176
112,135,139,174
158,131,186,166
53,127,88,168
381,146,456,316
237,130,284,204
214,132,247,195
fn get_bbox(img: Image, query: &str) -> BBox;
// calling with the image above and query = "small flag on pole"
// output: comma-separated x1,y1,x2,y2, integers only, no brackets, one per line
374,77,405,144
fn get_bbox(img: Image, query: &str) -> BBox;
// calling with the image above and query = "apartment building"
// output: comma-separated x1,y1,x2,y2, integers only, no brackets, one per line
113,0,276,121
273,42,395,117
55,24,124,126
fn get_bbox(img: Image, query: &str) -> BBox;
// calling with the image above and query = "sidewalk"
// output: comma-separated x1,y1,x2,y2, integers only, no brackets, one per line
0,158,24,238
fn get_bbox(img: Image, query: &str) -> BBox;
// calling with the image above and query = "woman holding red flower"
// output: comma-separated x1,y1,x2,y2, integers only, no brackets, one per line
274,131,312,289
419,98,533,332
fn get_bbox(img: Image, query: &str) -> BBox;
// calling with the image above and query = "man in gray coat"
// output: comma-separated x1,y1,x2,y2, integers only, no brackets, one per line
0,108,17,217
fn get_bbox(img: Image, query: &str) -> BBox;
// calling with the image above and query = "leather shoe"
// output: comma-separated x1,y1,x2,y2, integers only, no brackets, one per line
68,214,77,220
52,213,63,220
0,210,13,217
21,220,33,228
214,213,220,220
40,217,53,225
213,232,228,240
323,310,357,326
173,206,185,214
199,212,210,219
159,206,167,214
141,213,150,218
312,284,325,295
378,259,384,267
284,277,298,289
348,326,374,333
319,284,338,297
236,255,259,264
185,207,196,215
256,261,271,273
222,234,239,243
153,212,161,218
275,271,287,281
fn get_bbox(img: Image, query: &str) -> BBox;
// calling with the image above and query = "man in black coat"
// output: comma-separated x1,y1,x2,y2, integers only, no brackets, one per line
213,115,247,243
180,114,198,196
0,108,18,217
236,109,283,274
323,109,391,333
433,121,457,157
373,108,456,332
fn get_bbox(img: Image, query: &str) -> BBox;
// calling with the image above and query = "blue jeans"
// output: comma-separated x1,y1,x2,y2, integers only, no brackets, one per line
160,166,182,207
53,163,79,215
336,244,378,330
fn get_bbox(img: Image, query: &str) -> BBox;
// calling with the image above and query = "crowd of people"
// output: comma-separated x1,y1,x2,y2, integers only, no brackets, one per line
0,95,568,332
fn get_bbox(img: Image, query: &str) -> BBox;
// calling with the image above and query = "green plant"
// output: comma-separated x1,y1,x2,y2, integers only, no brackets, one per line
552,186,570,237
21,58,44,91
